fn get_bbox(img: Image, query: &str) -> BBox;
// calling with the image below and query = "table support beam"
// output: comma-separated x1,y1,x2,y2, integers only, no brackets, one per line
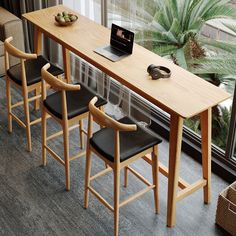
142,155,189,189
176,179,207,202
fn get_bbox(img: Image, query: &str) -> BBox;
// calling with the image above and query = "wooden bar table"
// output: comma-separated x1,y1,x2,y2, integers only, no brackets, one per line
23,5,231,227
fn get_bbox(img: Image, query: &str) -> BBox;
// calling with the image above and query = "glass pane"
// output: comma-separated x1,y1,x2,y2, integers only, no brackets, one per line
233,142,236,161
107,0,236,156
213,83,235,152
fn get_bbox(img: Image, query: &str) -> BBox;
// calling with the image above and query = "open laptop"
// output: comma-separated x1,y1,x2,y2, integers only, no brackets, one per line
94,23,134,62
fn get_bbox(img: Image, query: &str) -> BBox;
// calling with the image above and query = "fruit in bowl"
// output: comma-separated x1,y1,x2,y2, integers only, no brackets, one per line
55,11,78,26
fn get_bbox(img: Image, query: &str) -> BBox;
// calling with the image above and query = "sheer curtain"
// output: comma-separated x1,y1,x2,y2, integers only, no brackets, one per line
61,0,152,122
62,0,158,125
63,0,128,117
63,0,105,97
107,0,156,50
64,0,101,23
107,0,157,123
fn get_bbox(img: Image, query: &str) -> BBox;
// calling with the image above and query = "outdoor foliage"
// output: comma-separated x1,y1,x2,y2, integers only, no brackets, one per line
109,0,236,152
134,0,236,72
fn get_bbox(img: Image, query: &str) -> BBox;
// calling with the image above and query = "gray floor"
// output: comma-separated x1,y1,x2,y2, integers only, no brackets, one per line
0,77,230,236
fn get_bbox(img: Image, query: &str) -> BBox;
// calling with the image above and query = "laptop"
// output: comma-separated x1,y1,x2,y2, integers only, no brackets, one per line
94,23,134,62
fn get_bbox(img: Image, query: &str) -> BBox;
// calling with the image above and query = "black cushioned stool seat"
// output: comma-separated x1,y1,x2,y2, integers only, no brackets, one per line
44,84,107,119
7,55,64,86
90,116,162,162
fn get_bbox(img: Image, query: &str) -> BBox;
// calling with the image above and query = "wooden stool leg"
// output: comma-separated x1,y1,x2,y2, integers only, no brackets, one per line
79,119,84,149
42,107,47,166
114,168,120,236
34,86,40,110
200,108,212,204
152,145,159,214
6,77,12,133
99,106,105,129
99,106,108,169
124,166,128,187
63,122,70,191
23,88,32,152
84,144,92,209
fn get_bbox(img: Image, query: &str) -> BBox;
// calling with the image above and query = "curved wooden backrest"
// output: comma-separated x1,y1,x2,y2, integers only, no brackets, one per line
89,97,137,132
4,37,37,60
41,63,81,91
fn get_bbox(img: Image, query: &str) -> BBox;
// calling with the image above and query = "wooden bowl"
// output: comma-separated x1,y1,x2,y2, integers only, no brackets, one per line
55,15,78,26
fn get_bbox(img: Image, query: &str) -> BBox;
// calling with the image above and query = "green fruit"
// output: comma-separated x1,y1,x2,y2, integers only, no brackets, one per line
55,16,60,22
70,15,77,21
64,17,71,22
59,17,65,23
62,11,68,16
55,12,77,25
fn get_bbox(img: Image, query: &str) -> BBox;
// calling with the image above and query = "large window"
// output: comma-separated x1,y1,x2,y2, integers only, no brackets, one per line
63,0,236,176
106,0,236,171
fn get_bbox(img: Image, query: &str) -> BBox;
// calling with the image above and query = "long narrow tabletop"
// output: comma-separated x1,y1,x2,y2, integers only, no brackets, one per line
23,5,230,118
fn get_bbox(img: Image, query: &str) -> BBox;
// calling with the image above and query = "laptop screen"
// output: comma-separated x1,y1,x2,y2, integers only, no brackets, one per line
110,24,134,54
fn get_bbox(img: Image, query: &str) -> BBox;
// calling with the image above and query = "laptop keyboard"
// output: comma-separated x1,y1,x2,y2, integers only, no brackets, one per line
104,46,124,57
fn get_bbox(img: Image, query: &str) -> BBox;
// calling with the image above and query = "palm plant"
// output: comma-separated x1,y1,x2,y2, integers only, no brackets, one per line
190,23,236,76
109,0,236,151
132,0,236,70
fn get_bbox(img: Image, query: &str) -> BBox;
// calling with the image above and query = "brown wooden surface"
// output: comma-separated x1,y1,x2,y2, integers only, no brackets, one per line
22,5,230,118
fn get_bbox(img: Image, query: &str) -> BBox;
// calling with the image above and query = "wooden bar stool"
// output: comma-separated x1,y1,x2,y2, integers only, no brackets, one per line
4,37,63,151
41,64,107,191
84,97,162,236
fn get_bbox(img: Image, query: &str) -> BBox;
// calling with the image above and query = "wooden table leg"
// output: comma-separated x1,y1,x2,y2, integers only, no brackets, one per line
200,108,212,204
34,26,42,54
167,114,183,227
62,47,71,83
34,26,42,110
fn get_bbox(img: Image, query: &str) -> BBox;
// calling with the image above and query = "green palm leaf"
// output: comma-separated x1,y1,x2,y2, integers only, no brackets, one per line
153,44,178,56
204,5,236,21
190,57,236,75
185,0,202,30
169,18,182,39
222,22,236,33
179,0,191,30
199,37,236,53
175,48,188,69
169,0,179,20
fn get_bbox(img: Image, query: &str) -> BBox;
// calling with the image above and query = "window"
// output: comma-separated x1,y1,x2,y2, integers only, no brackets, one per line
106,0,236,174
63,0,236,179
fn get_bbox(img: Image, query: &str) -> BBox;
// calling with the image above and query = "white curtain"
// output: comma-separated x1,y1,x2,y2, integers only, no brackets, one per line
62,0,102,93
63,0,101,23
107,0,158,122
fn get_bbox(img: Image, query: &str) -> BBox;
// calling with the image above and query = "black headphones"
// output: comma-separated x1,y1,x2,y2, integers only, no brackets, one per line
147,64,171,80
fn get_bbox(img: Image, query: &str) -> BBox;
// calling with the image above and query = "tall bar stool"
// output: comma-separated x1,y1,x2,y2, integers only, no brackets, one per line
41,64,107,191
84,97,162,236
4,37,63,151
